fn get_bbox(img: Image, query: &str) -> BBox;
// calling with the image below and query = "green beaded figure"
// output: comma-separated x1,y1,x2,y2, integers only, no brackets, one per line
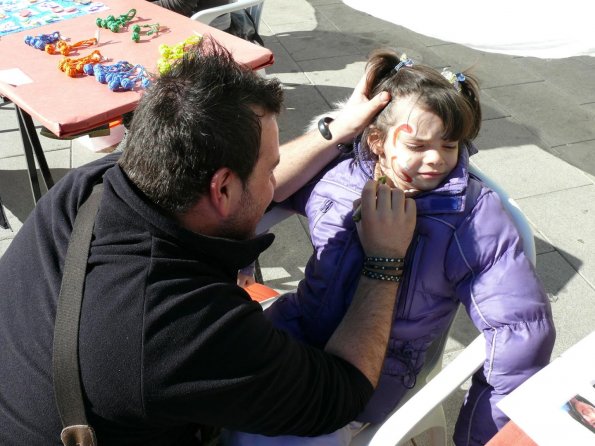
96,9,137,33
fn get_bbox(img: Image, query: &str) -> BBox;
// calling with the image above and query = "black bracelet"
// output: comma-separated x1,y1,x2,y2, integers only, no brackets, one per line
361,268,402,282
318,117,333,140
365,256,405,264
364,263,404,272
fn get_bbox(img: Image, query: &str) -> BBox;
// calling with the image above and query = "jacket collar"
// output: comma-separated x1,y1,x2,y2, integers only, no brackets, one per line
104,163,275,272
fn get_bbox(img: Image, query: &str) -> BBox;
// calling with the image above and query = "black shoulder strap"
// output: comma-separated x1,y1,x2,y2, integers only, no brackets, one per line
52,183,103,446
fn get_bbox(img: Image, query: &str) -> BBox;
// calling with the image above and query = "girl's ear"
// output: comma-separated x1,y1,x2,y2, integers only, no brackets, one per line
366,127,385,157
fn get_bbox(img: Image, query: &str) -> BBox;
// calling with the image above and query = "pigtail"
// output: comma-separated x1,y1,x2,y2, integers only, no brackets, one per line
360,49,401,162
459,71,482,141
365,49,401,97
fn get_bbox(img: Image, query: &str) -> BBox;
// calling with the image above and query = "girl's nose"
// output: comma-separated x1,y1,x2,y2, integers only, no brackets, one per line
424,149,444,165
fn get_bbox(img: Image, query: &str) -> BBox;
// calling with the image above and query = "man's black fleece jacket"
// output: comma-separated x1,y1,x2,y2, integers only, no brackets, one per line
0,154,373,445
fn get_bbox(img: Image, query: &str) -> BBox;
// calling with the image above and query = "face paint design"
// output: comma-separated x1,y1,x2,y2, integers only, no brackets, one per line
391,156,412,183
391,124,414,183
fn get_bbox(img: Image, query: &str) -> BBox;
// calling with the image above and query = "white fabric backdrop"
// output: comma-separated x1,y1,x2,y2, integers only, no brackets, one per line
343,0,595,58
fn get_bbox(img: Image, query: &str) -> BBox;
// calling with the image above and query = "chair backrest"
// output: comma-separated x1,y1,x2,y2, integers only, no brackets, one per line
190,0,265,32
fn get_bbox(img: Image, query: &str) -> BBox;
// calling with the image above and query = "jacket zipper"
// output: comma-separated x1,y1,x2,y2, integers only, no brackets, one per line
311,199,333,230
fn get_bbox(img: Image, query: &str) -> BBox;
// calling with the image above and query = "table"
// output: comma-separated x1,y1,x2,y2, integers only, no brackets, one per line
486,421,538,446
0,0,274,204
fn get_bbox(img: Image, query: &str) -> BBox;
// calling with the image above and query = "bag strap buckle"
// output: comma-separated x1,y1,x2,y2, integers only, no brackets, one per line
61,424,97,446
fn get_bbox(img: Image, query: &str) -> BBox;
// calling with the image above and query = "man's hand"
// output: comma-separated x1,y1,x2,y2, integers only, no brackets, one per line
328,72,391,144
355,180,416,259
273,71,390,202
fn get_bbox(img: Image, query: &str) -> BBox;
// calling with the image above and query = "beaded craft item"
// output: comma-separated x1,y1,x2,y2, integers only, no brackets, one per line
24,31,61,50
96,8,137,32
84,61,152,91
131,23,161,43
157,34,201,75
46,38,97,56
58,49,103,77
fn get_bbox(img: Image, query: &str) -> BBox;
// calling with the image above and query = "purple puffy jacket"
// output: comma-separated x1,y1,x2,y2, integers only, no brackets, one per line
266,143,555,445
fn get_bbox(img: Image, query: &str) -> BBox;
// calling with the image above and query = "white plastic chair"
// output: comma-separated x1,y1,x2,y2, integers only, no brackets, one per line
349,163,537,446
189,0,265,31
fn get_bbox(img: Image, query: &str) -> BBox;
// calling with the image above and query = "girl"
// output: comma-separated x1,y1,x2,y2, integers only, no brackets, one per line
228,50,556,446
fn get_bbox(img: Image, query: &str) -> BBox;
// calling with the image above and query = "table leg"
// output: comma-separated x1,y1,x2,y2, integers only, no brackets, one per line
15,106,55,204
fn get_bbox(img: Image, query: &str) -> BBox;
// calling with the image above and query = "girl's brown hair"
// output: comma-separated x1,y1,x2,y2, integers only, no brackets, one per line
363,49,481,153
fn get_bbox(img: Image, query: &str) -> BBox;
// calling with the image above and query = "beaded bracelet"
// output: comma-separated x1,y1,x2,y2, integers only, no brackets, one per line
157,34,202,74
361,268,402,282
363,263,404,272
365,256,405,264
24,31,61,50
58,50,103,77
96,9,137,32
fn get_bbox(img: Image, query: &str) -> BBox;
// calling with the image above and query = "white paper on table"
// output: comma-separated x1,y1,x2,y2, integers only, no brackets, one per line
0,68,33,86
498,331,595,446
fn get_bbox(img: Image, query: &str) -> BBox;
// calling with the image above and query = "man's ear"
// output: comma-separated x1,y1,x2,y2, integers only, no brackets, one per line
367,127,385,157
209,167,243,218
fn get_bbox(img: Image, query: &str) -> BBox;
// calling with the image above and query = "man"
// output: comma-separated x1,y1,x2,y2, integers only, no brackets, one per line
0,38,415,445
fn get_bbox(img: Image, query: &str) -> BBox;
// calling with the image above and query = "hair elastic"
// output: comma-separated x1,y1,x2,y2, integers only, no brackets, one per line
394,54,414,72
441,68,466,92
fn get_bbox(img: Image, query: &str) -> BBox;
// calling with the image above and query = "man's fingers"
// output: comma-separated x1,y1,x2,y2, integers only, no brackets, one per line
404,196,417,216
351,72,369,100
390,187,405,212
360,180,377,216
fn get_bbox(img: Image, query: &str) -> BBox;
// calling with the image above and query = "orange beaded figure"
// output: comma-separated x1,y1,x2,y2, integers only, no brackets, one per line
59,50,103,77
46,38,97,56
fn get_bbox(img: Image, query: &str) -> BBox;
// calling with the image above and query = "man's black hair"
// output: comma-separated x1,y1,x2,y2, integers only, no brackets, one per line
119,37,283,214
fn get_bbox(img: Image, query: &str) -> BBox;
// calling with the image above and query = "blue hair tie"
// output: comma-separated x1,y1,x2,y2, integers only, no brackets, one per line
394,54,414,73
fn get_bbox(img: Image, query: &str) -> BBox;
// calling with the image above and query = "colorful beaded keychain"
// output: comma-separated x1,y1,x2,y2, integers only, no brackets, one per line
58,50,103,77
96,9,137,32
157,34,201,75
84,61,152,91
24,31,61,50
46,38,97,56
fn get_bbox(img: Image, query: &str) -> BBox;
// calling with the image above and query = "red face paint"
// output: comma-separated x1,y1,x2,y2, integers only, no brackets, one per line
391,156,412,183
395,124,413,138
391,124,414,183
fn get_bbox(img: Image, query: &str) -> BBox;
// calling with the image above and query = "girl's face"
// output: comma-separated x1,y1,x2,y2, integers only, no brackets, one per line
369,95,459,195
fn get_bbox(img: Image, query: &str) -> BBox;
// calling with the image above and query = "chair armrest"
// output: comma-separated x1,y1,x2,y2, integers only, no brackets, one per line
366,335,485,446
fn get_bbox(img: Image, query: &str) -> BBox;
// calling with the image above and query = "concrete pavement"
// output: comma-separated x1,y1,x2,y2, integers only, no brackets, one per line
1,0,594,444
